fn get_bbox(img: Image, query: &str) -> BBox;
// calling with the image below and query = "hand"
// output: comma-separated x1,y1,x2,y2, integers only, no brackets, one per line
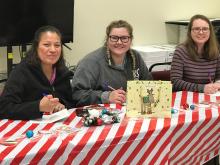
204,83,219,94
53,103,65,113
109,89,126,104
39,95,60,114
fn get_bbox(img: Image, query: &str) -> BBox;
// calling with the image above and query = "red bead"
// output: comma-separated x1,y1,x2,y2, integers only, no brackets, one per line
182,103,189,110
96,118,103,126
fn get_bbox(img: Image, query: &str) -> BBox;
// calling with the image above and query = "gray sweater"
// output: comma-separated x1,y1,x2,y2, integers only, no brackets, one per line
72,47,152,106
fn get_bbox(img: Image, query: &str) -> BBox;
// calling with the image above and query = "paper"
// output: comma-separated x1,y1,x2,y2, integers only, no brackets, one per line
126,80,172,118
31,109,70,123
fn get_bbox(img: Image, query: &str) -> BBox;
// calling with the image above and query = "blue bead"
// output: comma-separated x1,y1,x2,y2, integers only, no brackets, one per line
26,130,34,138
102,109,108,115
190,104,195,110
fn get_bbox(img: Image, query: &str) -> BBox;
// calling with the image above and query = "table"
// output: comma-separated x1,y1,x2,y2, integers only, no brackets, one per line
0,91,219,164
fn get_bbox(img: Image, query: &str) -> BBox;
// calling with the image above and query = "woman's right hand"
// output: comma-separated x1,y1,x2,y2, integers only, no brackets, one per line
109,89,126,104
39,95,60,114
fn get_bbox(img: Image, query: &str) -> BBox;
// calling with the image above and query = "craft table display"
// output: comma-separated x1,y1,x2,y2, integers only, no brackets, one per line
0,91,219,164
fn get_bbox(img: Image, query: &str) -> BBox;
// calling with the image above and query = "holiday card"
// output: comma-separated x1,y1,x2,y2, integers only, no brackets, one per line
126,80,172,118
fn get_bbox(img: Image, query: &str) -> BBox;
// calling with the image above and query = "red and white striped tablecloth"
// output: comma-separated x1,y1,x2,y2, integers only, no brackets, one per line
0,91,219,164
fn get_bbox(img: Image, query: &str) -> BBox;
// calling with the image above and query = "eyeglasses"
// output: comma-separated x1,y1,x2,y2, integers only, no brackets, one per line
191,27,210,34
109,35,130,43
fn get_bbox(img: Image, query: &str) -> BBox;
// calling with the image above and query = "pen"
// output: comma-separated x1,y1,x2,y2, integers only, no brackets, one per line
107,85,116,91
208,72,213,83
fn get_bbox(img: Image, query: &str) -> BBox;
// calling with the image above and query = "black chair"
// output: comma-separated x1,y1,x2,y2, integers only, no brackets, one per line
149,62,171,81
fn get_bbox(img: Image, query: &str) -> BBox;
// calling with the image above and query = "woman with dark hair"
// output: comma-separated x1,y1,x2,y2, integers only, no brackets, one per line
72,20,152,106
0,25,74,120
171,14,220,93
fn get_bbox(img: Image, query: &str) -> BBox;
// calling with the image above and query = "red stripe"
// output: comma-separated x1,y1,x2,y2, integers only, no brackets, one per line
47,117,82,164
169,111,199,162
9,123,54,164
189,124,220,164
197,138,220,164
123,119,157,164
29,135,59,164
204,94,210,102
62,110,78,125
0,120,14,132
138,119,171,164
109,119,143,165
174,109,214,164
183,109,219,164
0,122,37,164
79,125,113,164
93,120,128,164
2,121,26,138
180,91,188,106
64,127,95,164
166,113,186,164
172,92,176,107
193,92,199,104
147,119,171,164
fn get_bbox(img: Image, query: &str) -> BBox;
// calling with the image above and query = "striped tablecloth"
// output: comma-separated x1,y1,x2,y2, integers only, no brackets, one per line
0,91,219,164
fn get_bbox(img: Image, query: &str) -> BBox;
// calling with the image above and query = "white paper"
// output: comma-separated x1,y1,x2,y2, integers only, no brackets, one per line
30,109,70,123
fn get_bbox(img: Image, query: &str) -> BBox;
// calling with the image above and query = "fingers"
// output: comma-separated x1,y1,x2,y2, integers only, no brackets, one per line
39,95,62,113
109,90,126,104
53,104,65,112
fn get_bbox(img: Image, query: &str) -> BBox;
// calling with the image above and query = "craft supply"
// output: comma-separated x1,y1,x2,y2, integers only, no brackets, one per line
171,108,178,114
189,104,195,110
26,130,34,138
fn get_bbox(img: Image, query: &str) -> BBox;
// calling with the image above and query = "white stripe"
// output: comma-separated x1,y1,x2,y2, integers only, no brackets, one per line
131,119,164,164
193,135,219,165
117,119,150,164
186,91,193,105
198,92,205,103
0,120,23,138
144,118,174,164
154,116,178,164
187,128,219,165
172,110,205,164
35,136,63,164
173,91,182,108
169,110,193,157
74,125,105,163
103,119,136,164
20,134,58,164
177,110,218,164
55,127,89,164
88,122,121,164
1,136,38,164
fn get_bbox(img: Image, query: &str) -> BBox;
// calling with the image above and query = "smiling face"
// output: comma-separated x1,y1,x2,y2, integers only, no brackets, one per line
37,31,62,67
191,19,210,47
107,27,132,58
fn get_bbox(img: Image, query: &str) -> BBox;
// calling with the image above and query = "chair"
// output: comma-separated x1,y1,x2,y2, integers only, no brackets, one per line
149,62,171,81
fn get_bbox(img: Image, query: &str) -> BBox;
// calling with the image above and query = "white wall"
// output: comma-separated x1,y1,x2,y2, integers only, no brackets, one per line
0,0,220,72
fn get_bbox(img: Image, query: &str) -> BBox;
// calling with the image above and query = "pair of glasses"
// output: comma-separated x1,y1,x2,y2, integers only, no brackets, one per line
191,27,210,34
109,35,130,43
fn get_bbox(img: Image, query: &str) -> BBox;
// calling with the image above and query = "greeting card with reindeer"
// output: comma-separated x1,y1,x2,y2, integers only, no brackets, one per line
126,81,172,118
